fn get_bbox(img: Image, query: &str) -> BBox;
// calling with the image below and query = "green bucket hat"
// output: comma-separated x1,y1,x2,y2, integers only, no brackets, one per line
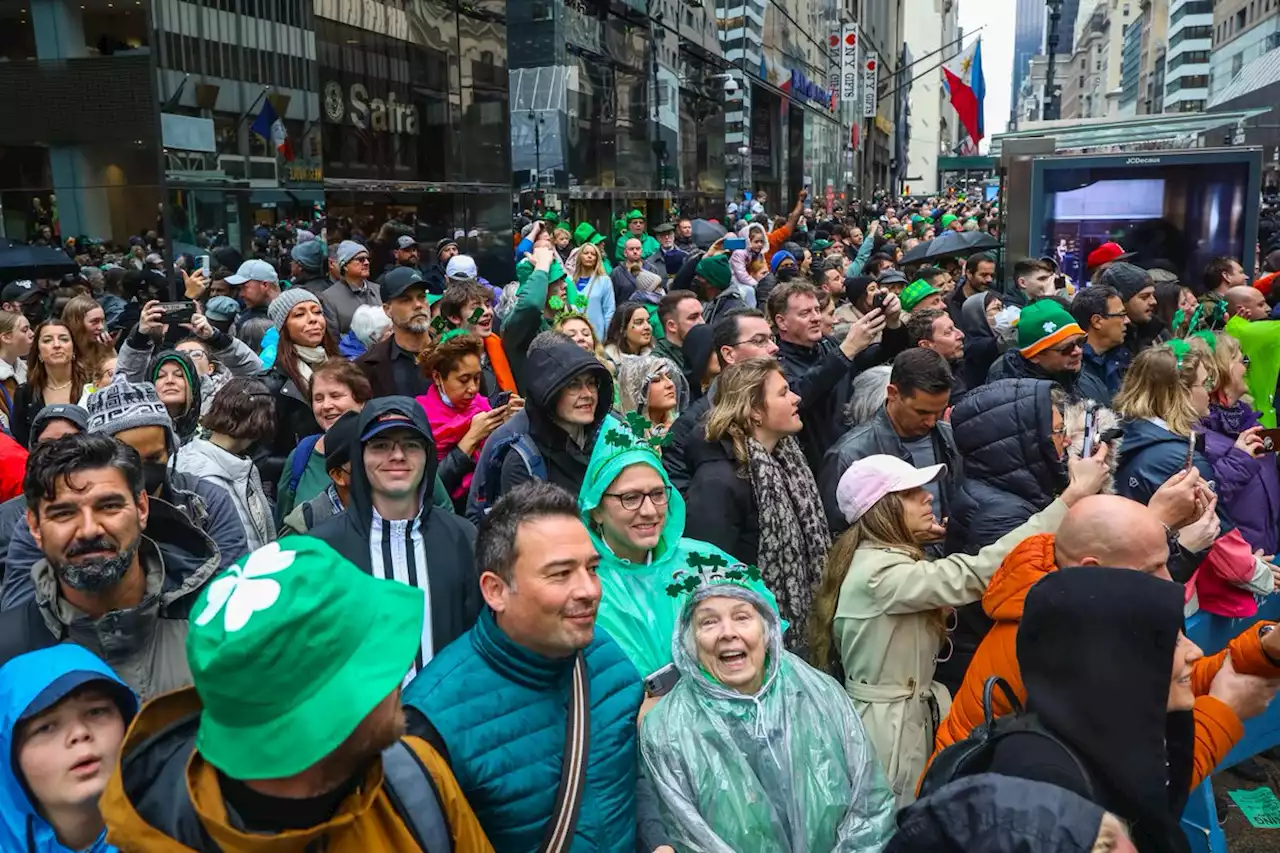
811,239,833,251
542,211,560,225
573,222,606,247
940,213,957,228
186,537,424,780
899,279,941,313
625,208,646,223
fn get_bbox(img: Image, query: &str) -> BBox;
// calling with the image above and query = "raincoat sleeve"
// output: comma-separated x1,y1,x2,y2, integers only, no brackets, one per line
832,690,896,852
117,328,156,382
639,727,738,853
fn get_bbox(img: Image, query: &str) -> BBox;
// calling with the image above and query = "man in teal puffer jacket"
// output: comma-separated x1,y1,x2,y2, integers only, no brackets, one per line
404,481,643,852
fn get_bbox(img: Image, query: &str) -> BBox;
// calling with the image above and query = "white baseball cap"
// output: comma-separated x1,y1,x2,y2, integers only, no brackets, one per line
836,455,947,524
446,255,478,280
225,259,279,286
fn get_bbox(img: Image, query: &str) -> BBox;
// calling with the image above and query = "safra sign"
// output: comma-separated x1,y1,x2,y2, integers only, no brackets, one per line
324,80,420,135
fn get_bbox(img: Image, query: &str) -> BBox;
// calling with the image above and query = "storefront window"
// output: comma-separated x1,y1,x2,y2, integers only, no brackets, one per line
0,0,150,63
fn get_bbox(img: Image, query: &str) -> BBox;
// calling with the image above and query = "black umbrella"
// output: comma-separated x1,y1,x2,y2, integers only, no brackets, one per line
957,230,1002,253
0,239,77,283
900,230,970,264
690,219,727,251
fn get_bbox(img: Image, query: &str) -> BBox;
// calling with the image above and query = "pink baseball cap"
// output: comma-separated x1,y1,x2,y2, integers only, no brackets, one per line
836,455,947,524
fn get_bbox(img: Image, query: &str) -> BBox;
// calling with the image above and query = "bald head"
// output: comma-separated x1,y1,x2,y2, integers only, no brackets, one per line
1226,285,1269,321
1054,495,1172,580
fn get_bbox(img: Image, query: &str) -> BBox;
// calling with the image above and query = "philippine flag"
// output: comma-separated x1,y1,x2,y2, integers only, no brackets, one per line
251,98,295,162
943,38,986,145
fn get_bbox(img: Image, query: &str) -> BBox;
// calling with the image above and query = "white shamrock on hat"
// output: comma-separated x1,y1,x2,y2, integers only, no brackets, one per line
195,542,295,632
1042,321,1057,333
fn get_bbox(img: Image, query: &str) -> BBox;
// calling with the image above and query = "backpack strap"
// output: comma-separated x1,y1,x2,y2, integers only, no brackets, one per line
982,676,1024,722
288,434,323,494
511,434,546,481
381,739,455,853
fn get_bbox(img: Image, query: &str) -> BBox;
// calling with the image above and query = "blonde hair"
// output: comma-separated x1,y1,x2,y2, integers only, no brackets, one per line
808,494,922,674
1113,344,1212,437
1202,332,1247,402
553,314,607,364
573,242,604,279
704,357,779,466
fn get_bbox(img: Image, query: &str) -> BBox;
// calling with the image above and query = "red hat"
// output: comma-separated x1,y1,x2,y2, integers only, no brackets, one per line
1086,241,1134,270
1255,271,1279,298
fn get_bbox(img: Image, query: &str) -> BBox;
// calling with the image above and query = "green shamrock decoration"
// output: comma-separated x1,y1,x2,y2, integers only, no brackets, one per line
430,315,449,336
467,307,485,324
548,294,565,311
624,411,650,435
604,430,633,450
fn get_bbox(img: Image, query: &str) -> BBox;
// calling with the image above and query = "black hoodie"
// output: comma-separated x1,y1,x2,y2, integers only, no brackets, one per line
987,567,1193,853
310,397,480,657
499,335,613,498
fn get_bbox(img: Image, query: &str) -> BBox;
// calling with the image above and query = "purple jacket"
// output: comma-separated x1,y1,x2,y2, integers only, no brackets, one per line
1201,401,1280,555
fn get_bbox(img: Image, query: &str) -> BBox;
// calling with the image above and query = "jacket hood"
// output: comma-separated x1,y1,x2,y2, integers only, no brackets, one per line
888,774,1105,853
175,438,256,485
737,223,767,245
616,355,690,421
0,357,25,385
951,378,1065,505
1018,566,1194,845
344,396,438,529
525,336,613,432
982,533,1059,622
673,582,782,703
1,645,137,853
147,348,201,441
959,291,997,340
580,418,685,566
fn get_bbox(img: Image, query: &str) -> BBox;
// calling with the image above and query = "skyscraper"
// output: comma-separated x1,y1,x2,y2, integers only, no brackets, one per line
1012,0,1047,122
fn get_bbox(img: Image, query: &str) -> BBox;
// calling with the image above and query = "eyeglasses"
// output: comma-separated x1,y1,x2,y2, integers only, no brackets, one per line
734,333,774,348
1243,354,1252,368
564,375,599,393
1050,425,1068,438
366,436,427,454
1099,311,1128,319
350,256,371,264
602,486,671,511
183,349,208,360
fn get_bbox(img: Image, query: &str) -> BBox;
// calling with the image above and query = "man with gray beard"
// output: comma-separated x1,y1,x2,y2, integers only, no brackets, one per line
0,433,219,698
357,266,434,398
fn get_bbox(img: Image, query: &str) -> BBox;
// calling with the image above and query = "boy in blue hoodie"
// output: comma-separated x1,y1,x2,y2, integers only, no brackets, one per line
0,646,136,853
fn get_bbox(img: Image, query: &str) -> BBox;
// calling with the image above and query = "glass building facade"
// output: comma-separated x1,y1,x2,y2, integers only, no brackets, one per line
0,0,857,285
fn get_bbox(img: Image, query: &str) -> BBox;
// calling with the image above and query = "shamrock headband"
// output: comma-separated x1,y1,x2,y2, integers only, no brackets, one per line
665,552,763,598
604,411,672,455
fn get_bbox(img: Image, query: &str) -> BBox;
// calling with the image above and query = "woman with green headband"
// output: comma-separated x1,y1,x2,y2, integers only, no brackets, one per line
639,569,894,851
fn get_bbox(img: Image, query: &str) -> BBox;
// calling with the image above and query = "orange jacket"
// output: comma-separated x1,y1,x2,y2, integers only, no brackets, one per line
928,533,1280,791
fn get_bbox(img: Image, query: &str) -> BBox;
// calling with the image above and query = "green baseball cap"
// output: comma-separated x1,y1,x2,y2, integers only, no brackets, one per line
186,537,424,780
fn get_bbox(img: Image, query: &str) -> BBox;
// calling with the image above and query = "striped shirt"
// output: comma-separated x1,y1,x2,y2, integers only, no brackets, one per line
370,508,433,682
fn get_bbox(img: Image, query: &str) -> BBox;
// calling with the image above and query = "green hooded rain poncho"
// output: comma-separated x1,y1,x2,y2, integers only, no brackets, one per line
639,581,896,852
579,416,779,678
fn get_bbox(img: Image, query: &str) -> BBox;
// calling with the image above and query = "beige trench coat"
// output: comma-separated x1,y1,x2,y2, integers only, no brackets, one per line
832,498,1068,806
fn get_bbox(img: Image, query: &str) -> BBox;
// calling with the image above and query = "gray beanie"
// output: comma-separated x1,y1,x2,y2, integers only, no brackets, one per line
268,288,322,332
86,374,178,452
336,239,367,271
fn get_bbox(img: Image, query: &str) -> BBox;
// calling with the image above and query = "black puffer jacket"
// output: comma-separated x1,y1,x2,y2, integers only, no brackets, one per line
662,380,715,494
939,378,1065,694
946,379,1066,556
985,348,1079,396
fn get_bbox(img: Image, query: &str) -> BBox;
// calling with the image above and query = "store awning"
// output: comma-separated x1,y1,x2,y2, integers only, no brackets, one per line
989,109,1271,156
1210,47,1280,108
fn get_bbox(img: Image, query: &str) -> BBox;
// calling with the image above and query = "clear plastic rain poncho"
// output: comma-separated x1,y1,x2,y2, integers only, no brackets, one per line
639,581,895,852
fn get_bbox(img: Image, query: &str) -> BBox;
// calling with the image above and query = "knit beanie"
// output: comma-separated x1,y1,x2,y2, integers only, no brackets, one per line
290,240,326,272
335,240,366,271
86,373,178,452
696,254,732,291
268,288,321,332
769,250,797,274
1098,262,1153,303
1017,299,1085,358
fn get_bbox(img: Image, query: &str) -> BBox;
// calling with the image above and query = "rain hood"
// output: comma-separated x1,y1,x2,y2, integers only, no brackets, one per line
0,645,137,853
639,582,895,852
579,417,778,677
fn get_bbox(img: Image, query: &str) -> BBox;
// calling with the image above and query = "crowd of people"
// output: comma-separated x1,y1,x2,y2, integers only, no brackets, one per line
2,188,1280,852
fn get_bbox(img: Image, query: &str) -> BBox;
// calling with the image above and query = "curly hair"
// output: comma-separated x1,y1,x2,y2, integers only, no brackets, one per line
418,331,485,380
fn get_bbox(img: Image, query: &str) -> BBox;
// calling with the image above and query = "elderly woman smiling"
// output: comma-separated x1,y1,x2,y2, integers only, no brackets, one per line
640,571,894,852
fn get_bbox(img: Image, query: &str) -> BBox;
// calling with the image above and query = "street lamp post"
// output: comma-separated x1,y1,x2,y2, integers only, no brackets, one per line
1044,0,1064,121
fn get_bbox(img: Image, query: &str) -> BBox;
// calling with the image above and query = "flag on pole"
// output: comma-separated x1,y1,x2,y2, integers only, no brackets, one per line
251,98,294,162
943,38,985,145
